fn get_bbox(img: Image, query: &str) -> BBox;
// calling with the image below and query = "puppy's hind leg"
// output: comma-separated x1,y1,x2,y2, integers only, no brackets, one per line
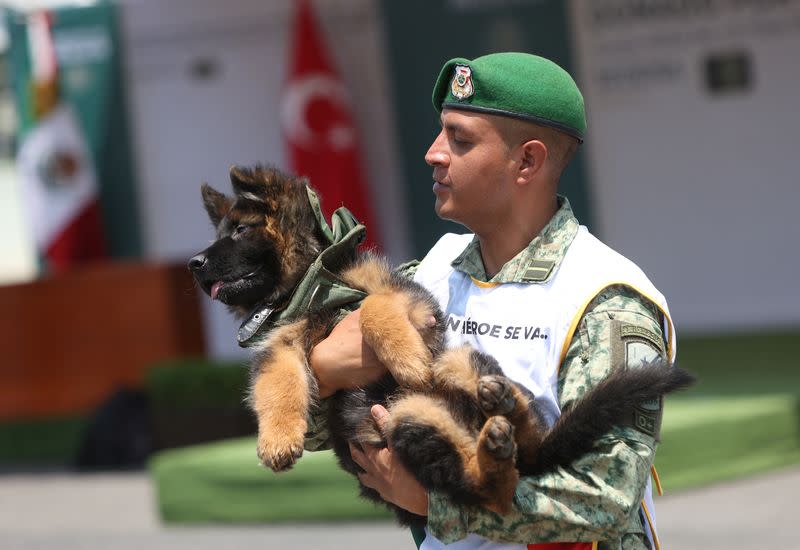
250,320,313,472
386,394,519,513
477,375,546,471
476,415,519,513
431,347,547,470
431,346,500,395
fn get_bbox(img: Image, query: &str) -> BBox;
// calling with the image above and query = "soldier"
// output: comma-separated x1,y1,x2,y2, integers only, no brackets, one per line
308,52,674,550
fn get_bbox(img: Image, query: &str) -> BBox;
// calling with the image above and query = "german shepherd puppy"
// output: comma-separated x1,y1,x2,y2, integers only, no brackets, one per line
189,165,694,527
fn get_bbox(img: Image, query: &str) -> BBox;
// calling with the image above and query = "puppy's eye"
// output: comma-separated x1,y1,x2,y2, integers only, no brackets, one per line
234,224,250,236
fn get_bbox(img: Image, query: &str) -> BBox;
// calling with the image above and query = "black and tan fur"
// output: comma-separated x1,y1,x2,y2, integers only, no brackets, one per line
189,165,694,527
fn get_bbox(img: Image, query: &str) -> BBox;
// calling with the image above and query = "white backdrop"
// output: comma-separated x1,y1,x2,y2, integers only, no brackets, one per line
570,0,800,333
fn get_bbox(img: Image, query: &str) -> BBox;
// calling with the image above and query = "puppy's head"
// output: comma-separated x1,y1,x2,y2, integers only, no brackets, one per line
189,165,322,315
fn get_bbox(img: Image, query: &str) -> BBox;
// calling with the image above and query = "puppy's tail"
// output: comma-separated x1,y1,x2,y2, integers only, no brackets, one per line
527,363,695,475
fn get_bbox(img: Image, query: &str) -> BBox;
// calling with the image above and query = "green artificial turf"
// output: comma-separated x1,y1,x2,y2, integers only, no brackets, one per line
675,329,800,397
150,329,800,523
656,395,800,492
653,329,800,491
151,440,391,523
150,394,800,523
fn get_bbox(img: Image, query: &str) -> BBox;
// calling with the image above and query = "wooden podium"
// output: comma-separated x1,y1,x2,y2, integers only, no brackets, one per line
0,261,206,420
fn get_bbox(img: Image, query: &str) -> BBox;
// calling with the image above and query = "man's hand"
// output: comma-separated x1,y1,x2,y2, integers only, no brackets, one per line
349,405,429,517
309,309,387,398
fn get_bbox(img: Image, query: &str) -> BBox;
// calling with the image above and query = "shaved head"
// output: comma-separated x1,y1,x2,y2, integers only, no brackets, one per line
494,116,580,179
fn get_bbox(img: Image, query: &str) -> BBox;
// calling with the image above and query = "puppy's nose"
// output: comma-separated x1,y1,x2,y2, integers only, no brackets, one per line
188,253,207,271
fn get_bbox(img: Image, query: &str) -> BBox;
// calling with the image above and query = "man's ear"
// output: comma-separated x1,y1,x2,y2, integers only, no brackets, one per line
201,183,232,227
517,139,548,186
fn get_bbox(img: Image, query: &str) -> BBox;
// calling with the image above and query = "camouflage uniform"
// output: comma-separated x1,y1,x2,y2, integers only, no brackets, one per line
306,197,669,550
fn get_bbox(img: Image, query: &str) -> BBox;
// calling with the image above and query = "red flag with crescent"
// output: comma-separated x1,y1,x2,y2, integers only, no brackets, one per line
282,0,381,249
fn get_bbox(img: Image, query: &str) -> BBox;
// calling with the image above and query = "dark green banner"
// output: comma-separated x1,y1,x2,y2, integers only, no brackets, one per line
4,3,141,258
380,0,592,258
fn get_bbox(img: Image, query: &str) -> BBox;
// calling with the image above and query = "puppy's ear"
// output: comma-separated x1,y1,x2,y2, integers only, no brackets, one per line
229,164,263,197
201,183,232,227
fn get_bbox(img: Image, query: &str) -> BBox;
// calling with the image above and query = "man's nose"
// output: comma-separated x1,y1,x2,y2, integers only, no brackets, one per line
425,131,448,166
188,253,207,271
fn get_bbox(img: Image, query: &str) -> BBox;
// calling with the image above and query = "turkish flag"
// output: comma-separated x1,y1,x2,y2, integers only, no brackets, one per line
282,0,381,249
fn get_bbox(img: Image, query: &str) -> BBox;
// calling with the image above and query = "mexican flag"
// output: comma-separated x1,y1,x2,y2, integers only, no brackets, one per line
15,10,106,273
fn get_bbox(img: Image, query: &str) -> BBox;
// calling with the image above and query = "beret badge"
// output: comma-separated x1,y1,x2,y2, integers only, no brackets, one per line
450,64,474,100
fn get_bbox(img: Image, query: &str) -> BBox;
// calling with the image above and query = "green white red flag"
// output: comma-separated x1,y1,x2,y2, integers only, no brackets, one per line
16,11,106,273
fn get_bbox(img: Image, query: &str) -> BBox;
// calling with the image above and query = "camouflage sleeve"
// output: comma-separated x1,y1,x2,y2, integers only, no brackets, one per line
427,285,668,547
394,259,420,279
304,259,420,451
304,398,332,452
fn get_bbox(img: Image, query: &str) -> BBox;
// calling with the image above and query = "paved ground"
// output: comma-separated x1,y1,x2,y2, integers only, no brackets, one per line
1,467,797,549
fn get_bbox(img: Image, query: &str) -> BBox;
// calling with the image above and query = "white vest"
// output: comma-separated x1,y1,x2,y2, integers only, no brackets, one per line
414,227,675,550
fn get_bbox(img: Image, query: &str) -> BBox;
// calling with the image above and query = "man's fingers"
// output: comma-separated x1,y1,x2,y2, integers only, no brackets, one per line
371,404,390,434
350,434,426,515
349,443,368,469
349,419,393,498
350,443,380,493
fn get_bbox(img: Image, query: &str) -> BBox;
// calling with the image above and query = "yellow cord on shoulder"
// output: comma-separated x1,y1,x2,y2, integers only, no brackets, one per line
641,499,661,550
558,282,675,370
651,465,664,496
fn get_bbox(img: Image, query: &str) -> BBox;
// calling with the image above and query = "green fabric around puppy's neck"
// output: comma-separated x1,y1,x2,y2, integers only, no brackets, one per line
237,187,367,347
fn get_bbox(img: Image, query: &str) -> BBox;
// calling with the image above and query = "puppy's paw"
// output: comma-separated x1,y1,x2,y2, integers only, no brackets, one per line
478,375,516,416
480,416,515,460
257,432,304,472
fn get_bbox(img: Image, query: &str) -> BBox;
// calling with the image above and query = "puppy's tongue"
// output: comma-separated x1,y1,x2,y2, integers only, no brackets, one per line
210,281,224,300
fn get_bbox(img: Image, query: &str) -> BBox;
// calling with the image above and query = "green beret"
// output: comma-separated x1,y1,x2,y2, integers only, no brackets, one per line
432,52,586,142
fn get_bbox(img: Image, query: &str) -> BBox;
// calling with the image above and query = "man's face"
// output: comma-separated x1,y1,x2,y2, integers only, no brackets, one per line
425,109,518,233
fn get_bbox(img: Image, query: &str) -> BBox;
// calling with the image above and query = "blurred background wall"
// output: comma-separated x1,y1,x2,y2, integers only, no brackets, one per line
3,0,797,357
0,0,798,460
569,1,800,333
119,0,410,358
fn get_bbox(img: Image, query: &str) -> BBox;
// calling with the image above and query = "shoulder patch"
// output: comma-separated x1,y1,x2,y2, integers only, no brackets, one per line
620,324,665,355
625,340,663,370
610,321,667,440
521,259,555,282
633,407,660,437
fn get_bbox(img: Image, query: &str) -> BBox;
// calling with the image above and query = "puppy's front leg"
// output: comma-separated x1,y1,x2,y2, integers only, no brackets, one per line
250,320,313,472
359,292,434,390
340,257,439,390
